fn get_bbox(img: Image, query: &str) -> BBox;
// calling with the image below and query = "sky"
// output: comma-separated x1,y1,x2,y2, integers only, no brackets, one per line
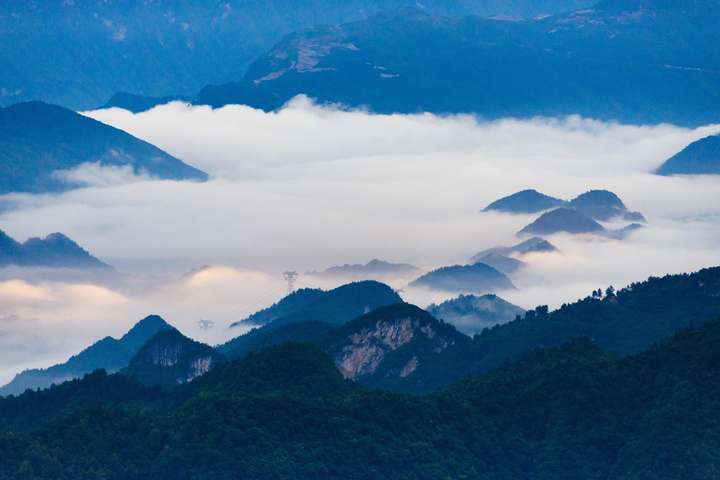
0,96,718,384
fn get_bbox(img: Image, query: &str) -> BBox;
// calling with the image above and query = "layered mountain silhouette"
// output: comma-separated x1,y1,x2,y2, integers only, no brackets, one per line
485,189,645,222
307,259,419,280
0,101,207,194
656,134,720,175
409,262,515,294
0,315,173,396
0,229,110,269
197,1,720,125
427,294,525,335
0,1,593,109
470,236,558,264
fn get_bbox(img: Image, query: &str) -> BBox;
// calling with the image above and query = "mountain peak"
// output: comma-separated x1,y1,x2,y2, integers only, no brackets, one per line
518,207,605,236
483,189,565,214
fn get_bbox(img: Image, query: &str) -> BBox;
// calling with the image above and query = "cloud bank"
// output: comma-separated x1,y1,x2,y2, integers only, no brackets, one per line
0,97,718,384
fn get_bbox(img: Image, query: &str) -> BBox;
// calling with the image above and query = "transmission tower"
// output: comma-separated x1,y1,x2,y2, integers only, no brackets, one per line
198,319,215,331
283,270,299,295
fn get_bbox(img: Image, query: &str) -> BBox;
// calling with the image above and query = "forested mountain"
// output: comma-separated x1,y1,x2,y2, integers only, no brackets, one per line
0,0,593,109
123,329,224,390
220,280,402,357
0,102,207,194
199,0,720,125
218,266,720,393
0,315,173,397
0,229,110,269
656,134,720,175
3,313,720,478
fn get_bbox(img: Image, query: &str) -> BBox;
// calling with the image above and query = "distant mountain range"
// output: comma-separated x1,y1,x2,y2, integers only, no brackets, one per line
0,0,593,110
409,262,515,294
307,259,420,280
485,189,645,222
196,0,720,126
0,101,207,194
470,236,558,264
0,315,173,396
518,208,644,238
427,294,525,335
656,134,720,175
0,229,110,270
100,92,190,113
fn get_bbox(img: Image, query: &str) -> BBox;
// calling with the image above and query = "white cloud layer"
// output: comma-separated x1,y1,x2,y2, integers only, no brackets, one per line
0,97,719,385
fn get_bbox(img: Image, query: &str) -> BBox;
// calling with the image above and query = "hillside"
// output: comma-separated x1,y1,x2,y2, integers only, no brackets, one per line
656,134,720,175
0,229,110,269
123,329,223,390
0,315,173,397
0,101,207,194
199,2,720,125
0,0,593,109
517,207,605,236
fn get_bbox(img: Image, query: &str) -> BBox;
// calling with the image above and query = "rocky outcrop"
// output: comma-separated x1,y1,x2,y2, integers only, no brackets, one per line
123,329,223,389
324,303,468,388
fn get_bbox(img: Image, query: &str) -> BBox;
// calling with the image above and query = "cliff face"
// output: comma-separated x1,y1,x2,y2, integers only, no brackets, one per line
324,303,468,389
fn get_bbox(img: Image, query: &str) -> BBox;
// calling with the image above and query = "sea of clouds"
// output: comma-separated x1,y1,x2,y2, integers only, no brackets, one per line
0,96,718,384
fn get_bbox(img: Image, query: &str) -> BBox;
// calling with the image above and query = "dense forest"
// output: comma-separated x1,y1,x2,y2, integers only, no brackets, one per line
3,314,720,479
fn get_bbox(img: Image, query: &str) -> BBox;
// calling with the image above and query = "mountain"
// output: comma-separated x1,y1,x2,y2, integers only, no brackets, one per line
427,293,525,335
470,236,558,263
308,259,419,280
229,288,325,328
485,189,644,222
471,252,526,275
483,189,565,214
0,101,207,194
656,134,720,175
568,190,646,222
100,92,189,113
322,303,469,390
0,230,111,270
4,308,720,477
0,315,173,397
220,280,403,358
0,1,593,109
517,207,605,236
200,2,720,126
410,262,515,293
122,329,223,390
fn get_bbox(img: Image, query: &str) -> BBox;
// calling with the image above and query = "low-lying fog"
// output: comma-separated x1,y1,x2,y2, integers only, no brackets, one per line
0,96,718,384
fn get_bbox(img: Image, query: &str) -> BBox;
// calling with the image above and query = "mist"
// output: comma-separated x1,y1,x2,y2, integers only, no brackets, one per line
0,96,718,384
